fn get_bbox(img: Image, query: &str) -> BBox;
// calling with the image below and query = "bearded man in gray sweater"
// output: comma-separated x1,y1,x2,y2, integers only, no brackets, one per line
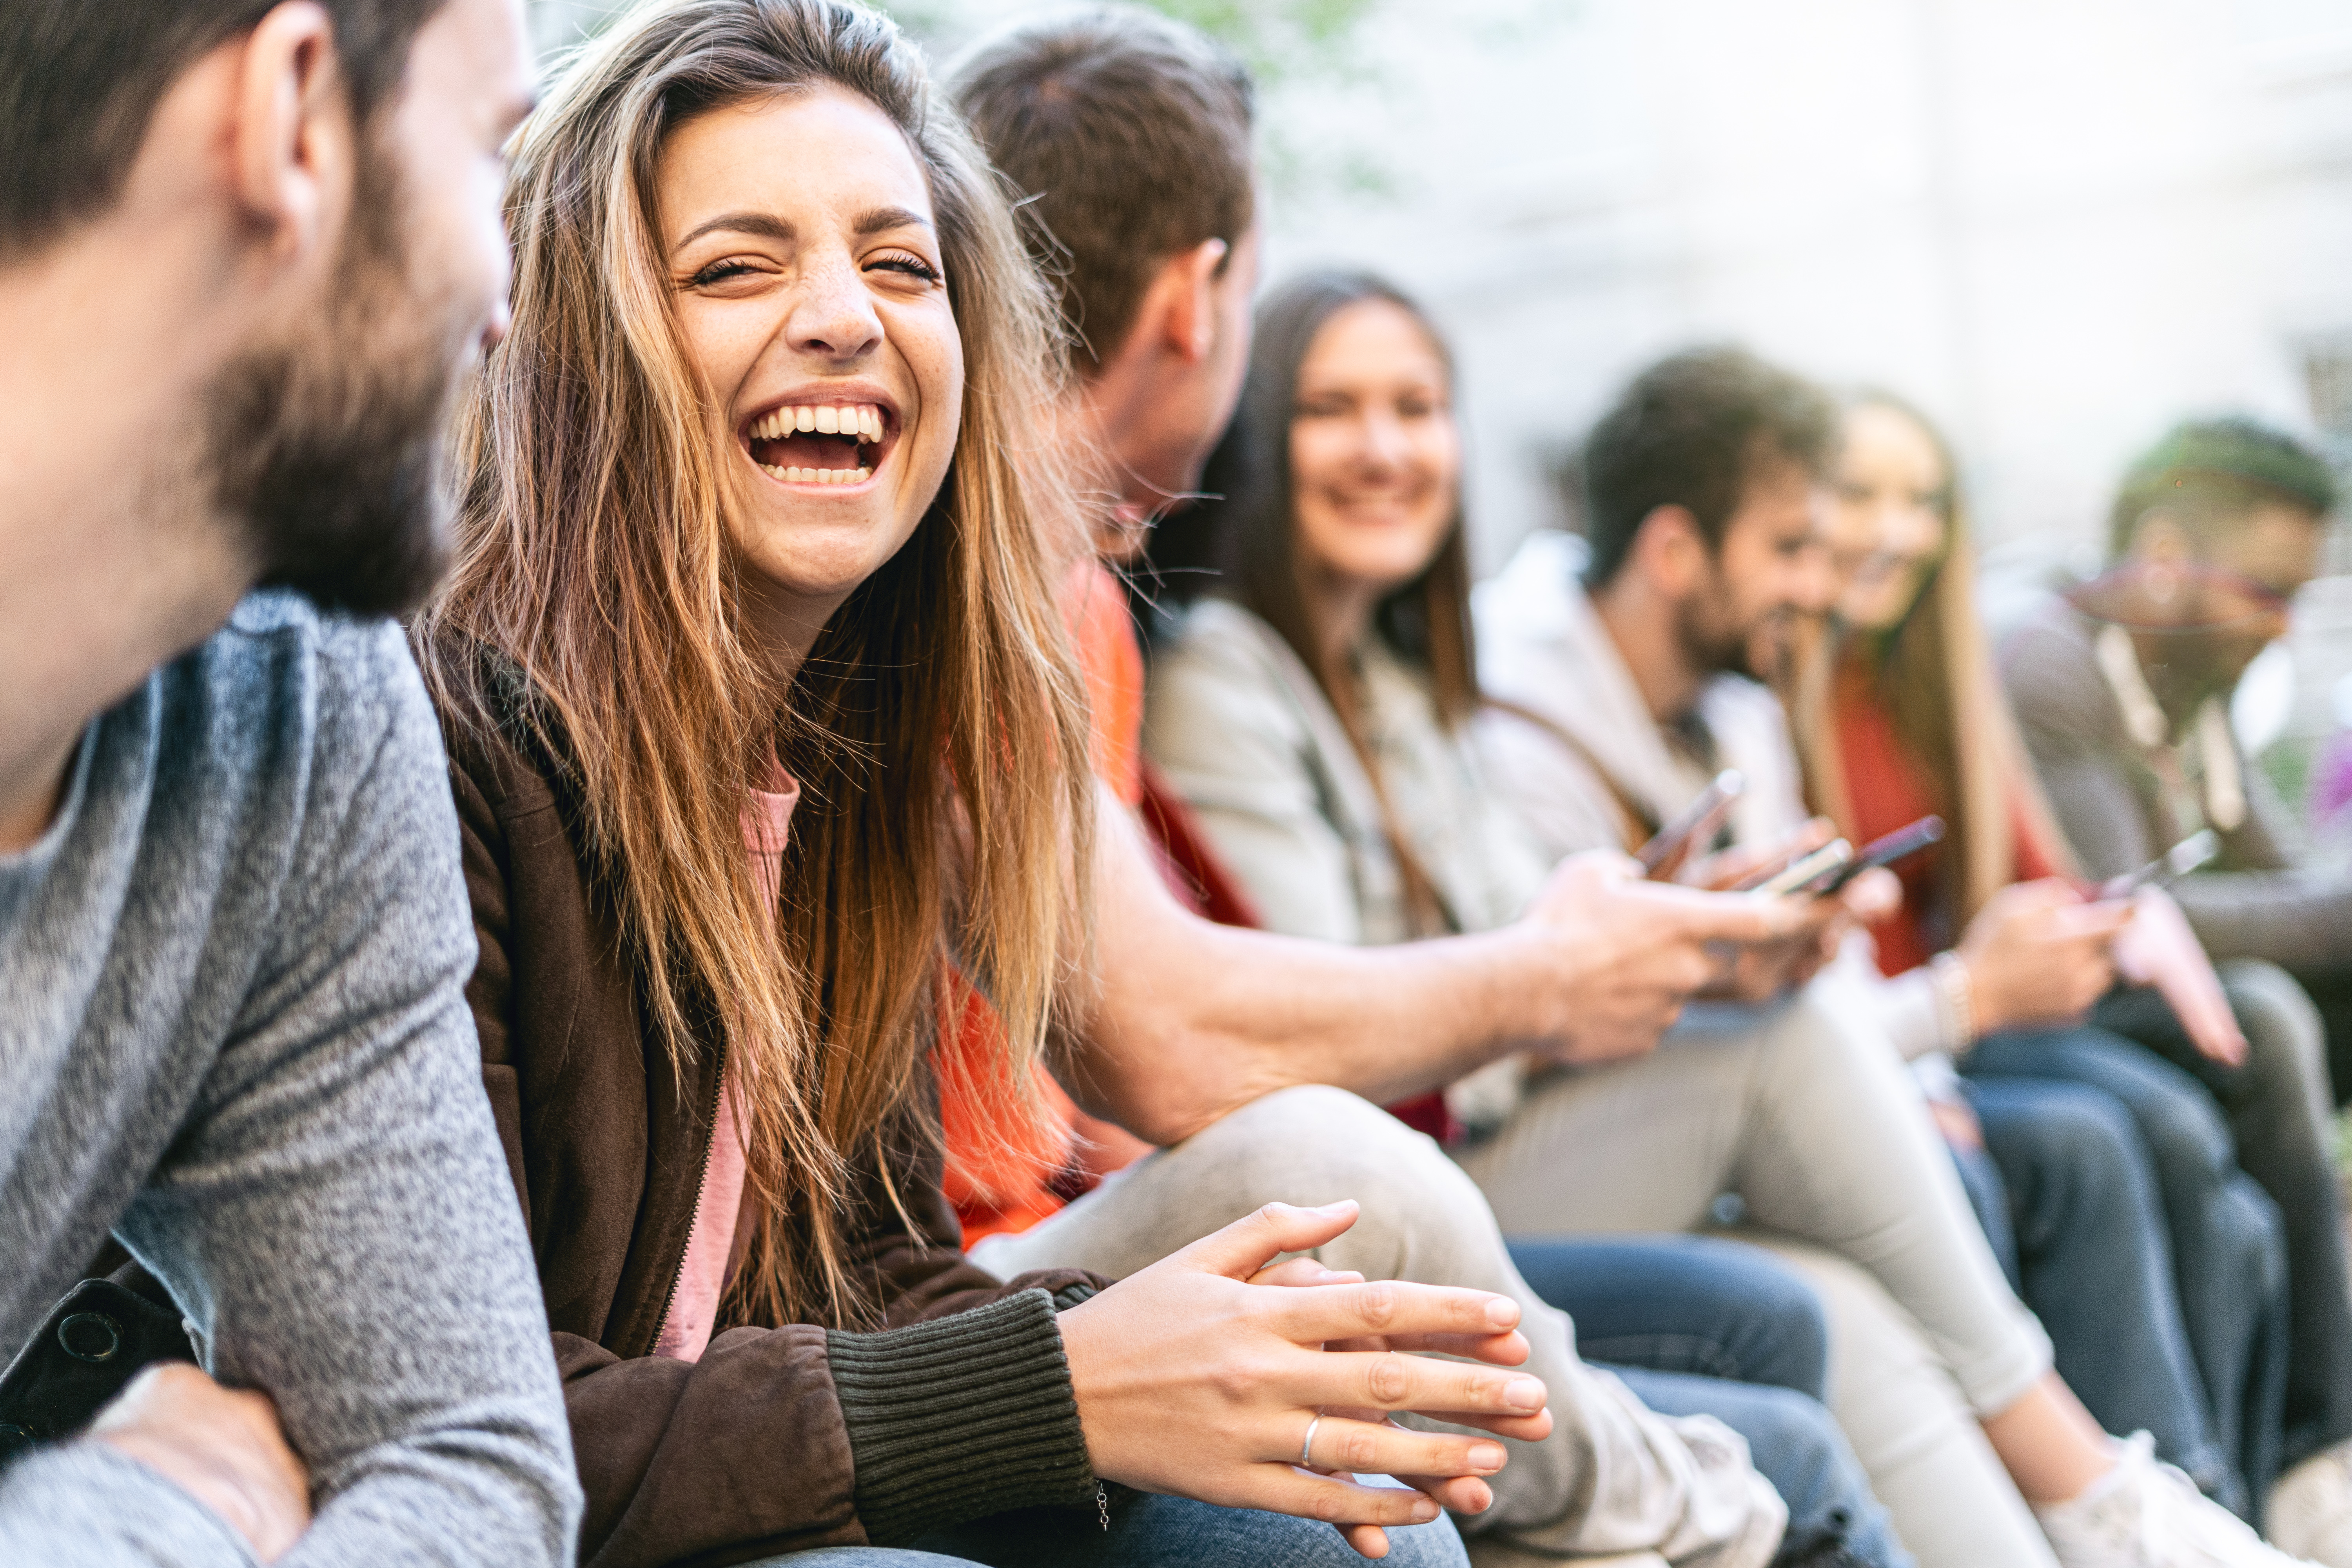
0,1,579,1564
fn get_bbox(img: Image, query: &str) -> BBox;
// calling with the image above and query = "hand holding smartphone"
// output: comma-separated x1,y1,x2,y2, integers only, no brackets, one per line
2102,829,2220,898
1636,771,1744,878
1815,815,1945,895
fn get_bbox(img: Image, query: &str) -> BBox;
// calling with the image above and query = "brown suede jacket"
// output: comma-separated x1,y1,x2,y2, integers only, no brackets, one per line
434,648,1107,1568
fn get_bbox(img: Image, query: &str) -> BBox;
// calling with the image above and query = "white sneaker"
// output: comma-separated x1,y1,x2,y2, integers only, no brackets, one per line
2270,1441,2352,1566
2037,1432,2322,1567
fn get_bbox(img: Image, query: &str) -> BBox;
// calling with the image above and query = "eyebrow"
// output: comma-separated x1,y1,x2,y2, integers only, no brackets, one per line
676,211,796,248
673,205,936,250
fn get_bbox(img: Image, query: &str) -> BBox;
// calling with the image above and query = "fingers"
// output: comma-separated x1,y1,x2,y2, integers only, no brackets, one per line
1274,1339,1548,1423
1393,1472,1494,1515
1340,1522,1393,1559
1244,1464,1448,1529
1297,1414,1509,1483
1253,1259,1364,1290
2049,900,2135,940
1181,1201,1361,1280
1367,1327,1531,1365
1266,1278,1520,1347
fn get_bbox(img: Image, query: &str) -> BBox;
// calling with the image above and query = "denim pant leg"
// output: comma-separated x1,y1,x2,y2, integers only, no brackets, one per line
911,1492,1466,1568
1969,1022,2298,1486
1944,1136,2023,1293
2091,984,2352,1467
1614,1367,1914,1568
1962,1074,2238,1512
1504,1233,1829,1394
744,1552,990,1566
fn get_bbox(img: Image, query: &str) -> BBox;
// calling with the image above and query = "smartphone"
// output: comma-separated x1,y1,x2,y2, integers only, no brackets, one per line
1815,815,1946,895
2110,829,2221,895
1748,838,1853,899
1636,770,1745,876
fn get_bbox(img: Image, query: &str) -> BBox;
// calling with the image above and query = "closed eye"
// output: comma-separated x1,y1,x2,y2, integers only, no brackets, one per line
868,252,940,283
689,259,760,288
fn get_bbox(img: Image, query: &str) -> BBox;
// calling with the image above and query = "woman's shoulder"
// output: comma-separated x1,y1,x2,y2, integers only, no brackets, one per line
414,628,575,815
1151,599,1321,717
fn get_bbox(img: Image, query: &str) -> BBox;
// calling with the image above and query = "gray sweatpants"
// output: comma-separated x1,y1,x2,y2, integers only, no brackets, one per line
976,1084,1784,1567
1453,974,2059,1568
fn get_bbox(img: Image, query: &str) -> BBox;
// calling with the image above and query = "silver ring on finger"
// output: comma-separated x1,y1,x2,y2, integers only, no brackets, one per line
1301,1414,1321,1469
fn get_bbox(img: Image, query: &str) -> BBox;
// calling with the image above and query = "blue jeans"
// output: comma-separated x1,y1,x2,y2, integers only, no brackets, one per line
2081,990,2345,1475
1965,1022,2294,1501
1508,1235,1913,1568
904,1490,1465,1566
1947,1070,2245,1511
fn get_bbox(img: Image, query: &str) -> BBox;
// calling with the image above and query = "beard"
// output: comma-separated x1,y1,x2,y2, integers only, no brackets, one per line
1676,590,1764,683
202,145,470,619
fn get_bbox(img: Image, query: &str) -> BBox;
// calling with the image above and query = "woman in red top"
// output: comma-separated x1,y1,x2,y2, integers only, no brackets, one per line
1786,393,2295,1525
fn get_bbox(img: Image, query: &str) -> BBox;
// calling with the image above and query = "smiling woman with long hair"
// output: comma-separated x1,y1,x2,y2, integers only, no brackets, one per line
408,5,1533,1566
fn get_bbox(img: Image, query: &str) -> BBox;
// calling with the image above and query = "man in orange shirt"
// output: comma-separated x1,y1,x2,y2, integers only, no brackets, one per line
928,14,1928,1568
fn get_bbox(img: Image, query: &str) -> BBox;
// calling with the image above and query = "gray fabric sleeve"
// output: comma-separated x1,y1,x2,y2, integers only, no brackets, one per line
109,626,579,1568
0,1443,257,1568
2004,614,2352,966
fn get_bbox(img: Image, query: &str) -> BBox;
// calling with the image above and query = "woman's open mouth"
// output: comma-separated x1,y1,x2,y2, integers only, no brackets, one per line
744,401,895,486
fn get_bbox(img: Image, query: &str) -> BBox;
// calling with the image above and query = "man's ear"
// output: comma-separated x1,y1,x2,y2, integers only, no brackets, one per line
1631,504,1707,597
228,1,350,265
1155,237,1232,364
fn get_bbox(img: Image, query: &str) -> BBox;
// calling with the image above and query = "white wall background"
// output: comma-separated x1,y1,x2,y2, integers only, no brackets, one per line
526,0,2352,773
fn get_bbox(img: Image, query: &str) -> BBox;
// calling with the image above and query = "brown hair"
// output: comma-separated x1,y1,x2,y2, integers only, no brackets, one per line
950,5,1254,369
414,0,1093,1327
1786,392,2075,932
1581,347,1839,588
0,0,445,260
1155,269,1472,934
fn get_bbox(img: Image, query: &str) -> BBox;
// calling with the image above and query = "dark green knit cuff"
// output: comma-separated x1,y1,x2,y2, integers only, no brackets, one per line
828,1288,1095,1545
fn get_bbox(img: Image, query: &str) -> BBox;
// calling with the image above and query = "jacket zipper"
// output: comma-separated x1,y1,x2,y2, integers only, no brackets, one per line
647,1038,727,1355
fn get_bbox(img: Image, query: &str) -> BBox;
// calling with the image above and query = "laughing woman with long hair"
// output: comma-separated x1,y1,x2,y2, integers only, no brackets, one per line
410,4,1539,1566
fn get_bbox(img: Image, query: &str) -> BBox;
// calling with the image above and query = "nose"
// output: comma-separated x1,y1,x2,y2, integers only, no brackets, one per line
1356,408,1412,470
788,251,884,363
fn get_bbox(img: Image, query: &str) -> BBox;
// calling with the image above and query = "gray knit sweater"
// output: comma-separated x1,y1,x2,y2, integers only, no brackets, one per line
0,593,580,1566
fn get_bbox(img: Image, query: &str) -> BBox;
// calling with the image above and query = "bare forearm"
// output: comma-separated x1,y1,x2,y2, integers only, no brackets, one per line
1067,808,1546,1143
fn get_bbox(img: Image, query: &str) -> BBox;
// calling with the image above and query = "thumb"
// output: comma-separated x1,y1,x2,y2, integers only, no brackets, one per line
1178,1200,1359,1280
1670,887,1811,945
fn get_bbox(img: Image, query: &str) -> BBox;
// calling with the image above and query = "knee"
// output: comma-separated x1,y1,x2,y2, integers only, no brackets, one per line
2222,957,2332,1109
1703,1382,1847,1484
1706,1244,1831,1390
2123,1075,2236,1177
1187,1086,1480,1221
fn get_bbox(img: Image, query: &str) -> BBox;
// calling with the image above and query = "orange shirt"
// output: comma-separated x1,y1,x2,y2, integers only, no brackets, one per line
939,560,1147,1242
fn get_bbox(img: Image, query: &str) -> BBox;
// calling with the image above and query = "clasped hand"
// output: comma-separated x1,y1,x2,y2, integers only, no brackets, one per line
1057,1200,1550,1559
91,1362,312,1562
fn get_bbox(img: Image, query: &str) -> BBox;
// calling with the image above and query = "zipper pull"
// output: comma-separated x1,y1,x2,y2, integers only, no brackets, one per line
1096,1481,1110,1532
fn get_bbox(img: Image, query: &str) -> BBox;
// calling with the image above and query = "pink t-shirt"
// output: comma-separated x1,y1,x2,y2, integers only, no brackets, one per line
651,768,799,1363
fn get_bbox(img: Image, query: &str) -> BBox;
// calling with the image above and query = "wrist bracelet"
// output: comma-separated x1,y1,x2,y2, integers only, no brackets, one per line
1931,952,1976,1051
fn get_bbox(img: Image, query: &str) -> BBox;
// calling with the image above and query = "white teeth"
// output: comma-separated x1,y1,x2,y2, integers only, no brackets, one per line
855,465,871,483
751,404,886,446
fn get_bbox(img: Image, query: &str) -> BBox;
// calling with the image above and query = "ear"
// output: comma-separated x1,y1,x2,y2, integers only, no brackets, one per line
227,1,350,267
1631,504,1708,596
1154,237,1232,364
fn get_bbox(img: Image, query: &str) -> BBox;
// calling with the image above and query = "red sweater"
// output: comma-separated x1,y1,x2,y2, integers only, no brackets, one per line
1833,657,2054,977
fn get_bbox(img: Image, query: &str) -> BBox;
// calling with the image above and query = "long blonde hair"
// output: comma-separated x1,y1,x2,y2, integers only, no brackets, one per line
1787,393,2074,931
415,0,1094,1327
